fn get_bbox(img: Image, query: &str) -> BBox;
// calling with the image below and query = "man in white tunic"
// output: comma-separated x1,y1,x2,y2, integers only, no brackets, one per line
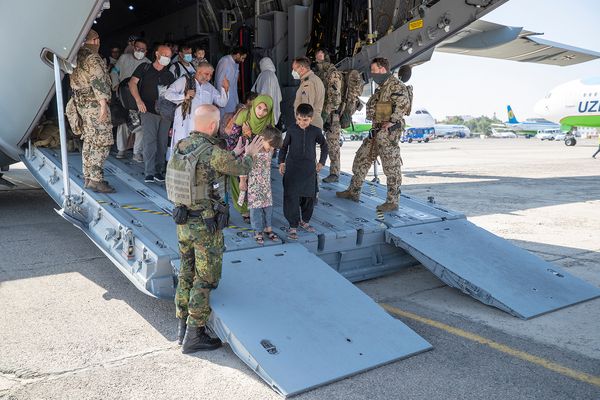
165,62,230,159
214,47,247,115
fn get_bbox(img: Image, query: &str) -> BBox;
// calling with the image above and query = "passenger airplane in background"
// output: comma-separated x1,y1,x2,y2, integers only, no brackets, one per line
503,105,561,136
349,105,470,138
534,77,600,131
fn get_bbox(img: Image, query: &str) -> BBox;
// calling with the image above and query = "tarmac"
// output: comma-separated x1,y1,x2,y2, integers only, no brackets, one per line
1,137,599,400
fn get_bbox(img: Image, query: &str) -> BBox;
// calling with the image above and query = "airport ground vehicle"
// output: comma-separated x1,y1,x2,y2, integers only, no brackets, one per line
536,128,562,140
401,127,435,143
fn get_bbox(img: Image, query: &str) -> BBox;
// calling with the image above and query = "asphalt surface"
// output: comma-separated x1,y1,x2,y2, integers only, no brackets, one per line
1,137,599,400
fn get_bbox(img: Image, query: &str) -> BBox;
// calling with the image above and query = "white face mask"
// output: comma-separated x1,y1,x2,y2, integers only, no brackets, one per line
133,51,145,60
158,55,170,66
291,69,301,80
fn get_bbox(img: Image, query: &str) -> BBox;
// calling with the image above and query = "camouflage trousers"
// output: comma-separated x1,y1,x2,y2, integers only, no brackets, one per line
79,103,113,182
175,220,225,327
325,120,341,176
82,141,110,182
348,128,403,204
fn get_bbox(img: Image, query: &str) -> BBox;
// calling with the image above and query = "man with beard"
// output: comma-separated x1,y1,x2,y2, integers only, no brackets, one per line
215,47,248,115
165,62,230,159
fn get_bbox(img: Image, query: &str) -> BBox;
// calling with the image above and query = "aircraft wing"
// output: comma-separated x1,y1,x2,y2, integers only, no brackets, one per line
435,20,600,66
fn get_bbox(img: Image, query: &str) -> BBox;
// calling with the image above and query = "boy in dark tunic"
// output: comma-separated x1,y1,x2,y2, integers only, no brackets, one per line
278,104,328,240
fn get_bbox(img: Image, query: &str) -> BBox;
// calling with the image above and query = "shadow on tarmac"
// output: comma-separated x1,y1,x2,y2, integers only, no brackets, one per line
402,171,600,217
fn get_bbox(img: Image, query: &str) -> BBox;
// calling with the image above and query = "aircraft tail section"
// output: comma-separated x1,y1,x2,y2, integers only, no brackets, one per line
507,105,519,123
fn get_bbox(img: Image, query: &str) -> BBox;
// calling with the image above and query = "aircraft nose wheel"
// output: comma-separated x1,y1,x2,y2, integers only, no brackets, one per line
564,137,576,146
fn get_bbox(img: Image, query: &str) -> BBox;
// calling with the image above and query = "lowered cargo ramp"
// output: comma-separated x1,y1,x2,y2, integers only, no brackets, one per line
209,244,432,397
386,219,600,319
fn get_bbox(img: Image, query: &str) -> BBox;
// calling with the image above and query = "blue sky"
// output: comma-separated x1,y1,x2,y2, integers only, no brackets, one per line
409,0,600,121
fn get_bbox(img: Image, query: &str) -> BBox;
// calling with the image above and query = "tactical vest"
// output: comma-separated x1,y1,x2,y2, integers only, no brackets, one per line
166,139,224,207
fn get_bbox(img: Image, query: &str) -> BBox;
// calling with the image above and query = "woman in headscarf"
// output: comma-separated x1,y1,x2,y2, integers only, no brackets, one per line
228,94,275,222
252,57,282,125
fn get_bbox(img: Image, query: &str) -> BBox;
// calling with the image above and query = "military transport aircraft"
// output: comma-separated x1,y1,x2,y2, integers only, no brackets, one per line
2,1,600,396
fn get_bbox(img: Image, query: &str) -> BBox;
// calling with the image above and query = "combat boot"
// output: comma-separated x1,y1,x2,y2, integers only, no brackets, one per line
88,180,116,193
336,189,360,202
376,202,399,212
182,326,222,353
85,179,110,188
322,174,339,183
177,318,187,345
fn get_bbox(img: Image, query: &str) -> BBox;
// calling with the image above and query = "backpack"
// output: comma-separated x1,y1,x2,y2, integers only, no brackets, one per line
172,61,196,80
338,69,365,129
156,74,196,121
405,84,414,116
117,63,151,111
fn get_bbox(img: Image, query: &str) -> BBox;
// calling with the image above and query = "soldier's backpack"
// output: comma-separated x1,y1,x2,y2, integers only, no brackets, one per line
405,84,414,116
166,140,213,207
338,69,365,129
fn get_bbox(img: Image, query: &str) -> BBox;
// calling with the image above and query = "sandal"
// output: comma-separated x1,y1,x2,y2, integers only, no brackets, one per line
254,233,264,245
299,221,316,233
286,228,298,240
263,230,280,241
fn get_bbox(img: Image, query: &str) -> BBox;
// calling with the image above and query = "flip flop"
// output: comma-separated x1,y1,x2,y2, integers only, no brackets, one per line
254,233,264,245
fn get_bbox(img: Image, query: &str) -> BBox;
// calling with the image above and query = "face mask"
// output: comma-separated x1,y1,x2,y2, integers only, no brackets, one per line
158,56,170,66
183,54,193,63
133,51,145,60
371,72,390,85
291,69,301,80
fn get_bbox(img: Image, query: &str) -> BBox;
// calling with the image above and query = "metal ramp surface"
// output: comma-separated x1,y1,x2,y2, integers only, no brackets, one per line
386,219,600,319
209,244,432,397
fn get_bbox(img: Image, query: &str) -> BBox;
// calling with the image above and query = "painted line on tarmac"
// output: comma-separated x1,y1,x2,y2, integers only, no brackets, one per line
381,303,600,388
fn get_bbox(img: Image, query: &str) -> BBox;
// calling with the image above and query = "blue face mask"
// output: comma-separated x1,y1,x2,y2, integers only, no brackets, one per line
183,54,193,63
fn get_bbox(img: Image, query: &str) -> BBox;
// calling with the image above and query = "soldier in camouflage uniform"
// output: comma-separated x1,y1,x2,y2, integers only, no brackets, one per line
170,104,263,353
314,55,343,183
337,57,411,212
69,29,115,193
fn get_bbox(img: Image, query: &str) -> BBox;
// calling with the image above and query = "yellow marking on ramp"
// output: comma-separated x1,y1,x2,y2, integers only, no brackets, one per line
381,303,600,388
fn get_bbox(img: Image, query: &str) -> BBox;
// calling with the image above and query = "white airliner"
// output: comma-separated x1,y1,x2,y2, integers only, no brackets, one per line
405,108,471,137
534,77,600,131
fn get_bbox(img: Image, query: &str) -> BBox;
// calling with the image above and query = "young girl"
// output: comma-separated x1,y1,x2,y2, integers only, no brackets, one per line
227,94,275,223
247,126,283,244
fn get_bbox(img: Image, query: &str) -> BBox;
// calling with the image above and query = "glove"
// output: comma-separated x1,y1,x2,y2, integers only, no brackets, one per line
204,217,217,234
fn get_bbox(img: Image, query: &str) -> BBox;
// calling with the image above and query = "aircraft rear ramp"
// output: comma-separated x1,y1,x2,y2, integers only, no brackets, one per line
210,244,432,397
21,145,600,396
386,219,600,319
